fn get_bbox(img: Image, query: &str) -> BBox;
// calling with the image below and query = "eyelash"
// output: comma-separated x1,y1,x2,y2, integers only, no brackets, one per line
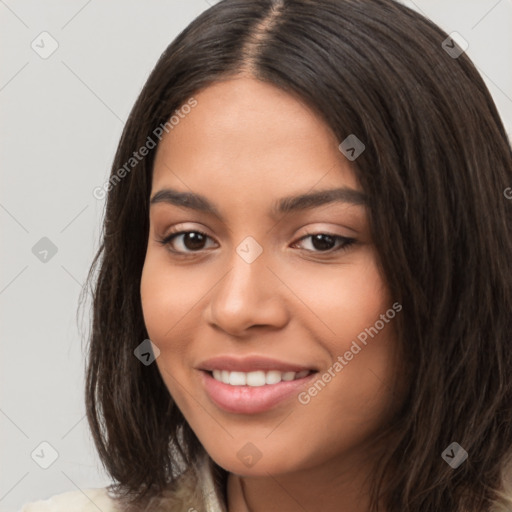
157,229,356,257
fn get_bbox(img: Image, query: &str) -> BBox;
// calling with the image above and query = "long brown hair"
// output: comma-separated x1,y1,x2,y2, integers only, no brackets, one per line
80,0,512,510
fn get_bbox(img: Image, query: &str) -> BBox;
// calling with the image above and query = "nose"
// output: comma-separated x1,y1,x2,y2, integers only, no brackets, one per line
204,249,290,336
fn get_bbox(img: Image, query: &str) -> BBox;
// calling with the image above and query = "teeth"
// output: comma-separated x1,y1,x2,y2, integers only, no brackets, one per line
211,369,312,386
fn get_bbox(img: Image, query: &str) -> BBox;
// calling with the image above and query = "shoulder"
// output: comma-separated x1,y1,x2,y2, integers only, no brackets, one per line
18,487,118,512
18,454,227,512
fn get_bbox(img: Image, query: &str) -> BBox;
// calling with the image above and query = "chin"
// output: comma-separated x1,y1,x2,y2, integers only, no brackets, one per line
203,440,319,478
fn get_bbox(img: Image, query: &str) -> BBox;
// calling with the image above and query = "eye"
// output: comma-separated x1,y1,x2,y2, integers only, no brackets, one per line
157,229,356,256
291,233,356,253
157,230,216,254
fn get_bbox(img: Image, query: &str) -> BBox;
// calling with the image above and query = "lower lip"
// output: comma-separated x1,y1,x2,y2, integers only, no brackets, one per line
199,370,317,414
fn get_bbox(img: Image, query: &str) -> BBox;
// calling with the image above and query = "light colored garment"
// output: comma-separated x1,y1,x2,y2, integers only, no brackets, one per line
18,452,227,512
18,487,116,512
17,452,512,512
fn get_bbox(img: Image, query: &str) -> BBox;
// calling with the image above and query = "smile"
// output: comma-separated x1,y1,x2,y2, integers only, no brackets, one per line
210,369,313,386
200,369,318,414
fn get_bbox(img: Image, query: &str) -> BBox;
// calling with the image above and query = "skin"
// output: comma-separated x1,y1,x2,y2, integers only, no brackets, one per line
140,76,407,512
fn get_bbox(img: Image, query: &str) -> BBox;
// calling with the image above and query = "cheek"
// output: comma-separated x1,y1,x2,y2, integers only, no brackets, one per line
280,251,401,420
140,255,202,404
282,249,390,340
332,260,389,337
140,252,207,346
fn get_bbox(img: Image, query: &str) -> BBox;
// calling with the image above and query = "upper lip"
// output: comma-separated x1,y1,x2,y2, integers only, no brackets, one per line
198,355,317,373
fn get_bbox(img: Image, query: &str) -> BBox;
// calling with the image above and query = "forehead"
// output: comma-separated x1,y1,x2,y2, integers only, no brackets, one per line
152,76,360,197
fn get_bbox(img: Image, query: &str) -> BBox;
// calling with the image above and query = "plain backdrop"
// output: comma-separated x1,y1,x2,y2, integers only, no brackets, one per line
1,1,511,511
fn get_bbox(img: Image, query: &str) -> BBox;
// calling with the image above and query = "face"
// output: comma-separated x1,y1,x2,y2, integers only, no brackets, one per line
140,76,405,478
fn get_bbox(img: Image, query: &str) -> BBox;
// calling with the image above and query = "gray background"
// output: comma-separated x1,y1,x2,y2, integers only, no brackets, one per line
1,1,511,511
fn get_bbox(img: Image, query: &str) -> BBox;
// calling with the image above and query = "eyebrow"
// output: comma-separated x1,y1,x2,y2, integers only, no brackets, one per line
149,186,366,220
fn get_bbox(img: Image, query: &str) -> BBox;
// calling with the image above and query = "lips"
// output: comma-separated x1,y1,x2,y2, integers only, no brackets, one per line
198,355,317,373
199,369,317,414
197,355,319,414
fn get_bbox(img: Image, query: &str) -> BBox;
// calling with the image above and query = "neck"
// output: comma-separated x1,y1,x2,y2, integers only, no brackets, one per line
226,445,389,512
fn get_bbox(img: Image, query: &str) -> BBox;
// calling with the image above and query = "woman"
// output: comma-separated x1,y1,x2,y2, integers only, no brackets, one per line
21,0,512,510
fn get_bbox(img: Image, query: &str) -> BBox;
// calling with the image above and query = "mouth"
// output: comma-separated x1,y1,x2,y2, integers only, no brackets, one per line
199,369,319,414
206,368,315,386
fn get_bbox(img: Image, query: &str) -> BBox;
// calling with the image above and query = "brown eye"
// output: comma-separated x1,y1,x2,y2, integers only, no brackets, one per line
158,230,356,257
158,230,216,254
293,233,356,253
